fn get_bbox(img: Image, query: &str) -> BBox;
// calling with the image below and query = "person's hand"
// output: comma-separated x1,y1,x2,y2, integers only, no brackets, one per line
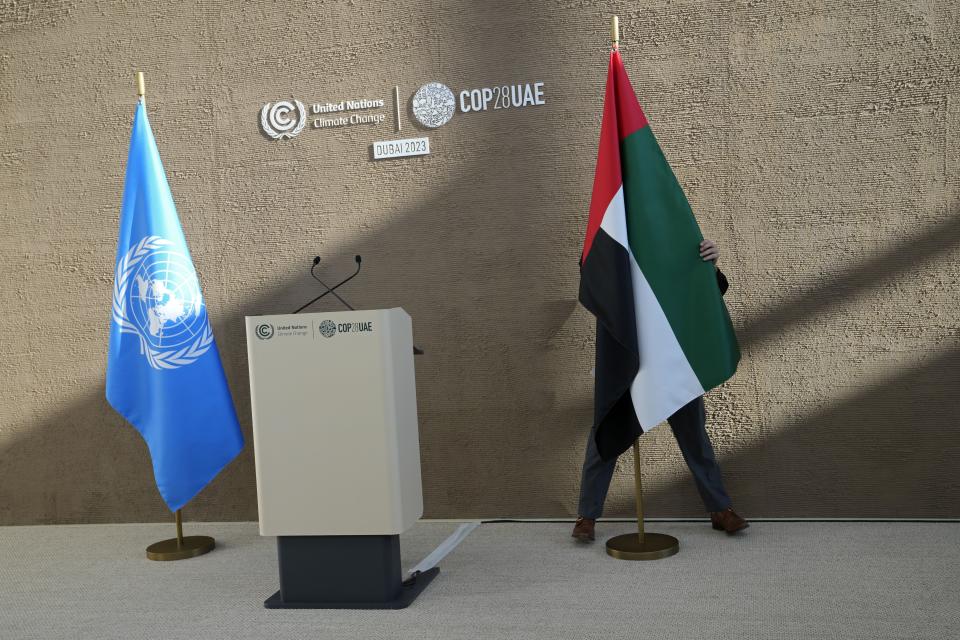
699,239,720,263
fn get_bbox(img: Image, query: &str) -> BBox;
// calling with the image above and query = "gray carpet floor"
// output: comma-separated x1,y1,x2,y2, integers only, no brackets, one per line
0,521,957,639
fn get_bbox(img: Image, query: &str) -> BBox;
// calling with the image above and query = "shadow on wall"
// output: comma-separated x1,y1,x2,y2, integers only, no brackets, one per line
737,210,960,352
1,0,589,525
0,60,590,524
633,344,960,519
622,210,960,519
3,0,960,521
0,172,522,524
4,200,959,524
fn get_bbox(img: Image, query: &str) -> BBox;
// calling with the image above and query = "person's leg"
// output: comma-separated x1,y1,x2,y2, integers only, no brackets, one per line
667,396,732,512
577,426,618,519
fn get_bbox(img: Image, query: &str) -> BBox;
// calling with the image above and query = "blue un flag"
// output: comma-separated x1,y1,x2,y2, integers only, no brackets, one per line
107,99,243,512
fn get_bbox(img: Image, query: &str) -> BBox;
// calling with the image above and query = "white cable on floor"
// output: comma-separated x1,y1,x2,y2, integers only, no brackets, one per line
404,521,480,580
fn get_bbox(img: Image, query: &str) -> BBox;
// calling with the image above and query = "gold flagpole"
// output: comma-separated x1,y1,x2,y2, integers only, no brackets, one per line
131,71,216,562
146,509,216,561
605,438,680,560
633,438,645,542
601,21,679,560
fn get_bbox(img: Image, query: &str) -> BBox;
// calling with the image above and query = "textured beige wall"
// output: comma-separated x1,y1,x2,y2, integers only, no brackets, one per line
1,1,958,524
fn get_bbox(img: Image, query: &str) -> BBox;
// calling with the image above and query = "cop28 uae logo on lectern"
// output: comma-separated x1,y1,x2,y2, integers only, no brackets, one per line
260,100,307,139
112,236,214,369
318,320,337,338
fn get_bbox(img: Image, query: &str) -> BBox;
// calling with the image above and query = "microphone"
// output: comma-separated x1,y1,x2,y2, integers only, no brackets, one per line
293,255,362,314
328,255,362,305
291,255,422,354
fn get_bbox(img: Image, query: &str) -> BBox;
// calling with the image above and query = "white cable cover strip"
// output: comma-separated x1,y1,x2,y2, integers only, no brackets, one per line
405,521,480,579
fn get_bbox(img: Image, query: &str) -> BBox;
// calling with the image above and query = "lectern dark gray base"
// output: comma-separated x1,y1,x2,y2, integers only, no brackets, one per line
263,535,438,609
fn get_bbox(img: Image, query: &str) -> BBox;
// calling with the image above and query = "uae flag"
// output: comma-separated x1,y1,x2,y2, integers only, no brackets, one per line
580,50,740,460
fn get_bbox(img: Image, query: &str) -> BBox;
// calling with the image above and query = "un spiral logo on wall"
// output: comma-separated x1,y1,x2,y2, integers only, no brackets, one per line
412,82,456,128
260,100,308,139
318,320,337,338
112,236,214,370
255,323,274,340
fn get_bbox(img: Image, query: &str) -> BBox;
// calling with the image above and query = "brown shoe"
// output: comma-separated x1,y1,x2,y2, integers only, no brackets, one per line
710,508,749,534
571,516,596,542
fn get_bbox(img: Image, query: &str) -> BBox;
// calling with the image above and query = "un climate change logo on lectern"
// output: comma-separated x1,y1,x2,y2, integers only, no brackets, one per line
255,323,275,340
112,236,214,370
260,100,307,139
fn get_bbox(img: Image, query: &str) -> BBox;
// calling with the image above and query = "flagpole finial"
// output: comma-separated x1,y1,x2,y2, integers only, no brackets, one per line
136,71,145,99
611,16,620,50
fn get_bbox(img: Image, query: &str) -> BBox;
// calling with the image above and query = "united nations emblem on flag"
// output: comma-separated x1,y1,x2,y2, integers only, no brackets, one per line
112,236,214,370
107,99,244,513
260,100,308,139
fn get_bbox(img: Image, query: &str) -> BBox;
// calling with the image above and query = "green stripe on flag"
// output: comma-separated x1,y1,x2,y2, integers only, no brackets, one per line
620,126,739,390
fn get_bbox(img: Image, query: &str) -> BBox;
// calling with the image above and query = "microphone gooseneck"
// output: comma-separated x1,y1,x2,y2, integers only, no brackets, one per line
311,258,354,311
292,255,363,314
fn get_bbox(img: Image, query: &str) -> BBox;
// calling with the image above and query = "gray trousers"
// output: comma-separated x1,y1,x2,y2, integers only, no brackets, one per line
577,396,732,518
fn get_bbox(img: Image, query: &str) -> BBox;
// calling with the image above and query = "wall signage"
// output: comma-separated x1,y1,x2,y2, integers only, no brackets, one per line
372,137,430,160
259,80,545,156
411,83,456,128
260,98,386,139
456,81,546,114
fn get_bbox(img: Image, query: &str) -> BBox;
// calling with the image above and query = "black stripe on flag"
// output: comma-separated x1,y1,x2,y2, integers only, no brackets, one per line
579,227,643,460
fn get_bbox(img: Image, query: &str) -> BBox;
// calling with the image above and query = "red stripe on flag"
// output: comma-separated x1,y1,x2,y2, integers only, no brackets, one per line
581,51,649,263
612,51,648,140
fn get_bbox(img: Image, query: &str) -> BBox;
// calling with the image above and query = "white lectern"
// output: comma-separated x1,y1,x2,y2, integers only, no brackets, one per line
245,308,436,608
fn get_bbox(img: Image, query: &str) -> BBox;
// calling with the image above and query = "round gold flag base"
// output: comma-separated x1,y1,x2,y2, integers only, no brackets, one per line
605,532,679,561
146,535,215,561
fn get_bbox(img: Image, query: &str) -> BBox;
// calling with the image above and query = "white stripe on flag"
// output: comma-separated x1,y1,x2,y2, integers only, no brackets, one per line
599,187,706,429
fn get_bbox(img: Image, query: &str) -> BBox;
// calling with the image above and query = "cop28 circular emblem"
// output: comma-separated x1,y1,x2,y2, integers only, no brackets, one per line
112,236,214,370
412,82,456,128
260,100,308,139
318,320,337,338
